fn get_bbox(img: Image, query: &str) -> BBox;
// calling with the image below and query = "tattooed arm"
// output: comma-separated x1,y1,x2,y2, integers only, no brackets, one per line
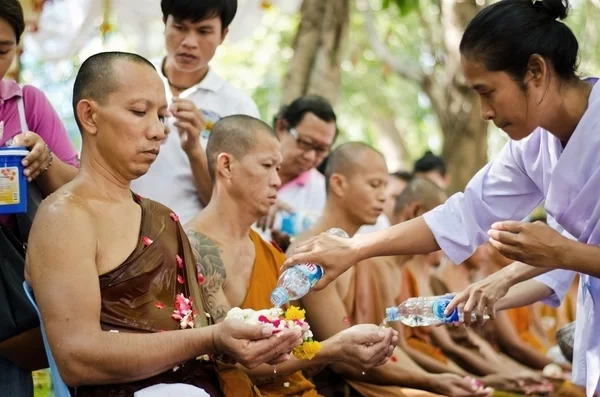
186,230,231,323
185,229,336,384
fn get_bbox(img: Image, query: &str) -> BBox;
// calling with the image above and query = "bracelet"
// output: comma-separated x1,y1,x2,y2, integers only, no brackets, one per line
43,145,53,173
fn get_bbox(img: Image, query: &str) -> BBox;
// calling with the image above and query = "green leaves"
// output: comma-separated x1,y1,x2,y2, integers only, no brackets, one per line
382,0,420,15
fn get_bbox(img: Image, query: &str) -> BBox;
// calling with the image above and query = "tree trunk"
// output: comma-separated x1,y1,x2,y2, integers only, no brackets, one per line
360,0,489,193
281,0,350,106
436,0,489,194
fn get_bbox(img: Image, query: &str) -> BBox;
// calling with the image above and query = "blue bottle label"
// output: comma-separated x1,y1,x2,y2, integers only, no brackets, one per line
295,263,323,287
432,298,459,323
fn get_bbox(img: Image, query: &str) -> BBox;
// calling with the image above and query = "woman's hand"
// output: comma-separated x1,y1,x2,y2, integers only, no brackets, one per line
10,132,53,182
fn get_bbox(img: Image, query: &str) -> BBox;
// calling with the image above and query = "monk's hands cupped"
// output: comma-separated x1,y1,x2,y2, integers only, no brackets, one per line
433,374,493,397
332,325,397,371
445,271,510,326
214,319,302,368
282,233,362,291
487,221,567,269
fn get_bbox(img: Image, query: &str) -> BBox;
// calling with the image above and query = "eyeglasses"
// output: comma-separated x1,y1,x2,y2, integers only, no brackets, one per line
288,128,331,156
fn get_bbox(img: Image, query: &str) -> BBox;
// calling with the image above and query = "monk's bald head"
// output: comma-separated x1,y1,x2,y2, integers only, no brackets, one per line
394,177,447,216
206,115,278,181
72,51,156,132
324,142,385,193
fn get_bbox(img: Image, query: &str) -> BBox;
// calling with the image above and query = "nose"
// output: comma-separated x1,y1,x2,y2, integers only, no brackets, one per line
301,148,317,164
150,116,167,142
271,169,282,189
181,32,198,49
376,186,387,203
480,100,495,121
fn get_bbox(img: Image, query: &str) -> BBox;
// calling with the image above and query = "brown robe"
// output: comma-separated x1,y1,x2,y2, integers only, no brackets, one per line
73,195,258,397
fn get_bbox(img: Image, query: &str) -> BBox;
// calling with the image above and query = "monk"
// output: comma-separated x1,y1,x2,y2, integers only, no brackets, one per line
289,144,489,397
24,52,304,397
357,178,542,394
470,245,570,373
431,254,542,376
184,116,397,397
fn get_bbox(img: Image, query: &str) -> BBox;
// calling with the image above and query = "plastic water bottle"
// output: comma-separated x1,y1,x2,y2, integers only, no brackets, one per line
384,294,490,327
270,227,349,307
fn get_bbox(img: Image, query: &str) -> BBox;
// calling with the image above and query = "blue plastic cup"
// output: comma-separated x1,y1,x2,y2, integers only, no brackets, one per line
0,146,29,214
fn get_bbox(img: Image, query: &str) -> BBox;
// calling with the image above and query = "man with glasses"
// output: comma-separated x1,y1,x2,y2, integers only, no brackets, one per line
255,95,337,244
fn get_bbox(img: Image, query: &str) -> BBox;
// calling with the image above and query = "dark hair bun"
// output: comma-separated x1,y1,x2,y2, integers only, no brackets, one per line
535,0,569,20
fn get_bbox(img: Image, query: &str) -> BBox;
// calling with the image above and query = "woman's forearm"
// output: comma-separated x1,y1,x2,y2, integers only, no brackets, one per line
496,279,554,312
356,217,440,261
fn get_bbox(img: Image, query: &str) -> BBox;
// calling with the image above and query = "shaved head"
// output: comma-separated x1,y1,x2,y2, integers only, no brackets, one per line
324,142,385,193
72,51,156,131
394,177,447,214
206,115,277,181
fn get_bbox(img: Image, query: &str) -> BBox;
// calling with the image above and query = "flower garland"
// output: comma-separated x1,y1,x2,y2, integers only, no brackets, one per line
226,306,322,360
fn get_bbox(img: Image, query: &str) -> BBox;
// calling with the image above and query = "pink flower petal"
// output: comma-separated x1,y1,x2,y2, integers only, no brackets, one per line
172,313,182,321
177,275,185,284
197,273,205,285
142,236,153,246
170,212,179,222
258,315,270,323
154,301,166,309
176,255,183,268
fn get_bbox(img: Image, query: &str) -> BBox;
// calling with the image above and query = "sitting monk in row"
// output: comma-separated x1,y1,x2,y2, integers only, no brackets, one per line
355,177,546,395
463,244,571,373
289,143,489,397
184,115,398,397
24,52,303,397
431,253,538,376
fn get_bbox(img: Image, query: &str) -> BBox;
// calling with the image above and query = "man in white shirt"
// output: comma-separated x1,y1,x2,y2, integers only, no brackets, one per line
255,95,337,245
132,0,259,224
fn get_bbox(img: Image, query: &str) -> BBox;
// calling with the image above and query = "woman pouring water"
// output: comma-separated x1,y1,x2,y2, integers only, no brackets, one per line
283,0,600,395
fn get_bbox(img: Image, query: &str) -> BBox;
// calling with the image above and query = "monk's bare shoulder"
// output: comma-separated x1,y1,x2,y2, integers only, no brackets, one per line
25,187,97,281
34,187,95,231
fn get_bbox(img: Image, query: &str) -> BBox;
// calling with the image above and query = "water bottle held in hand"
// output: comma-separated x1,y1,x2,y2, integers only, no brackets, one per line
270,228,349,308
384,294,490,327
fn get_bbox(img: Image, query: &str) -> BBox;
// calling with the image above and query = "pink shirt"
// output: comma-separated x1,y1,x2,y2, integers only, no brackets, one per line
0,79,78,166
0,79,78,224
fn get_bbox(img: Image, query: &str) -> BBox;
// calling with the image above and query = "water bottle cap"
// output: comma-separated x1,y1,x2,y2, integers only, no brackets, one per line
327,228,349,238
386,306,400,322
270,287,290,308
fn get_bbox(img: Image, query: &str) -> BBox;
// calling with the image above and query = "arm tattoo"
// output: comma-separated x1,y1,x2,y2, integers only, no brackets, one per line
186,230,231,322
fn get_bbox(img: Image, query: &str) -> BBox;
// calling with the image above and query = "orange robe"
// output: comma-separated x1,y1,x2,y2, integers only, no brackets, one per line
241,230,320,397
340,258,444,397
401,269,448,363
506,307,547,354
